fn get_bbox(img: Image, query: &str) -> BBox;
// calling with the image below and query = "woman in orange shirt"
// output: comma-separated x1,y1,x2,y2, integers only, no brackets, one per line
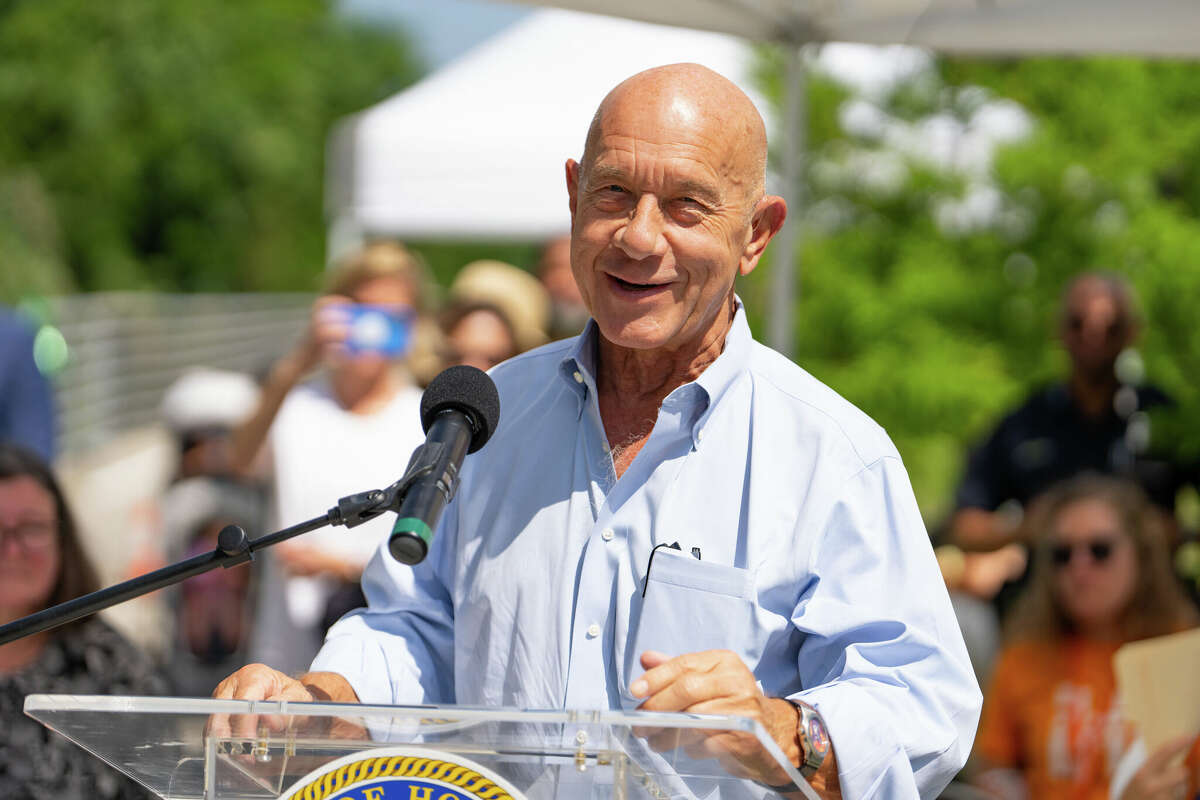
973,475,1197,800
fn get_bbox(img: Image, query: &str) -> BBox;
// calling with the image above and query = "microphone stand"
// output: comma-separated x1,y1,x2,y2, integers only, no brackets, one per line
0,466,432,647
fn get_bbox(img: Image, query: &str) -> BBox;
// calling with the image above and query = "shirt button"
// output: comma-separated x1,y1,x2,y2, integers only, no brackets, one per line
573,371,584,383
586,622,601,638
696,428,705,441
601,528,614,542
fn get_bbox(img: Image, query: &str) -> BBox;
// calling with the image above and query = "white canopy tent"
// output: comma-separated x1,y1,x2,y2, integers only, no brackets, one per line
509,0,1200,57
508,0,1200,353
326,9,771,250
331,0,1200,354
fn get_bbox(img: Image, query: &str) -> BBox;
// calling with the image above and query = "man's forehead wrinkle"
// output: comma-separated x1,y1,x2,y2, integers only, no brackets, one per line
587,142,731,206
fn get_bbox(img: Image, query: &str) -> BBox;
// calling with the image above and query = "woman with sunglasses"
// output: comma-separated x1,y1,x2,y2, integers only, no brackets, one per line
971,474,1197,800
0,443,169,799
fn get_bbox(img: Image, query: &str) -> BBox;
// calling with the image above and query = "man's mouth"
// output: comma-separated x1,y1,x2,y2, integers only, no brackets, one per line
607,274,670,294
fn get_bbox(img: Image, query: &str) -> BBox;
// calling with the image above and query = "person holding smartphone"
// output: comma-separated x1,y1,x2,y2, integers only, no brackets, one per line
229,242,430,675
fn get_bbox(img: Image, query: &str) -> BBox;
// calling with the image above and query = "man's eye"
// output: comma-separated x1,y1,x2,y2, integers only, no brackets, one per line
673,197,706,214
605,185,626,193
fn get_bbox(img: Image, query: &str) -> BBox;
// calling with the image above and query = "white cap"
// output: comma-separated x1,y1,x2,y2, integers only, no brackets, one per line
160,368,260,432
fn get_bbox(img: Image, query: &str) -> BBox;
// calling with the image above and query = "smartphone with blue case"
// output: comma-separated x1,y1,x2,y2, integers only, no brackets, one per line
344,304,414,357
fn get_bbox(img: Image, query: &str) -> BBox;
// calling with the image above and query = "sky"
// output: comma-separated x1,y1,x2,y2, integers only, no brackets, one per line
337,0,531,70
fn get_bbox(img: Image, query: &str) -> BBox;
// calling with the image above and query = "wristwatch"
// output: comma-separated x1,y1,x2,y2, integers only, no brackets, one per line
794,701,830,779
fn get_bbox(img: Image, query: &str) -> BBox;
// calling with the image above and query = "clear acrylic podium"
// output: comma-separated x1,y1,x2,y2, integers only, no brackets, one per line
24,695,817,799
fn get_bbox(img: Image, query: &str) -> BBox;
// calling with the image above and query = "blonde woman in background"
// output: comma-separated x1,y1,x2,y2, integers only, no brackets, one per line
973,475,1197,800
230,242,431,674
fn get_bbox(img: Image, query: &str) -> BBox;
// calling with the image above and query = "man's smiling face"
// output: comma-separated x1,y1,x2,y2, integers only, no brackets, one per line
565,67,772,357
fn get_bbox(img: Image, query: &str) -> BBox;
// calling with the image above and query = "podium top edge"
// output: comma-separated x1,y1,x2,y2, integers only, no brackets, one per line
22,694,760,732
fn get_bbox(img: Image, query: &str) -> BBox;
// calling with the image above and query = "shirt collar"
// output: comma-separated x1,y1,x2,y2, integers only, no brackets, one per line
557,297,753,442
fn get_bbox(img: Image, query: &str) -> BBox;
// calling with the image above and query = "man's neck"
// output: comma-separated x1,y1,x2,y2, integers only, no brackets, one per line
596,302,732,408
595,298,734,476
334,370,403,415
1068,369,1118,419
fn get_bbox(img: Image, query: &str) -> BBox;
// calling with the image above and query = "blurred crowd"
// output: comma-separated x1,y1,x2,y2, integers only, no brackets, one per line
1,246,1198,800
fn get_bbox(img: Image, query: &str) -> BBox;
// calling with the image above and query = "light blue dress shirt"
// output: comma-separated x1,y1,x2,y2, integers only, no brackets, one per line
311,304,982,799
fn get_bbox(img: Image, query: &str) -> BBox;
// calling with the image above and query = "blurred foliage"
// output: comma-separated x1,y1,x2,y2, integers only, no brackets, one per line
746,52,1200,522
0,0,418,298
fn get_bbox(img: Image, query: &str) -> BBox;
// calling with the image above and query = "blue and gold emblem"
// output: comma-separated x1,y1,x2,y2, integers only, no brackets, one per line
281,746,525,800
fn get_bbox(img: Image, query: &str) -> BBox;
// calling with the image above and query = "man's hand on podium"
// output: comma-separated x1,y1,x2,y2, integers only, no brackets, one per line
630,650,840,798
209,664,361,742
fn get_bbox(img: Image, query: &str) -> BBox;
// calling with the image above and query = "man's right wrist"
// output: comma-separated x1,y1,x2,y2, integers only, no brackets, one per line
300,671,359,703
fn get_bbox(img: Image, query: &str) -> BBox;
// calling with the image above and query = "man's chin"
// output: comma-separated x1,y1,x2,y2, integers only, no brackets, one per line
594,317,677,352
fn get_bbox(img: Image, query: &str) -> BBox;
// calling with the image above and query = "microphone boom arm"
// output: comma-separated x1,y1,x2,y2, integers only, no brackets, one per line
0,465,431,647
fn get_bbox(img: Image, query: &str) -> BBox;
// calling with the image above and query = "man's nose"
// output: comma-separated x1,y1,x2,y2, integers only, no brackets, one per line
613,196,666,260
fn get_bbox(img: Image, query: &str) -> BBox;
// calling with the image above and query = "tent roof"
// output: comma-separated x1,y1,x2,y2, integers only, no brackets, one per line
329,9,770,241
510,0,1200,57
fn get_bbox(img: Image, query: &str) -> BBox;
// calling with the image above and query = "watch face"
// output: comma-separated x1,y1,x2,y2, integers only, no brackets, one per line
806,714,830,759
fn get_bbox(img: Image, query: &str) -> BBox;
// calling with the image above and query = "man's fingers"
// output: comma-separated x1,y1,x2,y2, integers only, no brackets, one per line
644,726,708,754
638,669,751,714
639,650,672,671
631,650,739,707
631,650,719,698
209,664,302,740
263,681,316,732
207,713,231,740
231,681,268,739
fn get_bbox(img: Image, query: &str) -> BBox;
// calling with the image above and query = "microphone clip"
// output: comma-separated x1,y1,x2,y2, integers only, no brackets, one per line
326,460,437,529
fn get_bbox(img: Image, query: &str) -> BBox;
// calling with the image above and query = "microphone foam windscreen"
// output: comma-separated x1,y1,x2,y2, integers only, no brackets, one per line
420,365,501,452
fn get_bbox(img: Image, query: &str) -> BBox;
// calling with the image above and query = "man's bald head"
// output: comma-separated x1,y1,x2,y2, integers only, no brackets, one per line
563,63,786,357
580,63,769,209
1060,272,1136,323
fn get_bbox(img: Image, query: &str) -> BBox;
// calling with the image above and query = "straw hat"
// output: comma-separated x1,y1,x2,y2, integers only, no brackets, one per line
449,260,551,352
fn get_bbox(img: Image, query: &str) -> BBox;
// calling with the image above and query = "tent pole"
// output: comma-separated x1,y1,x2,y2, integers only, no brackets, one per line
767,44,806,359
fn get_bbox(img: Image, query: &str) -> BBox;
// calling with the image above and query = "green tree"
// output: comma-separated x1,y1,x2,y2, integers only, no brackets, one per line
747,53,1200,522
0,0,418,297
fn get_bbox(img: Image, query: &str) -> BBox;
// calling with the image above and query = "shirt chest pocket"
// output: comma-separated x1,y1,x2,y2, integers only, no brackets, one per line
619,550,762,705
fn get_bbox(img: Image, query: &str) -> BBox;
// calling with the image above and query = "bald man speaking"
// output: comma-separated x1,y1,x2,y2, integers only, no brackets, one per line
216,65,981,798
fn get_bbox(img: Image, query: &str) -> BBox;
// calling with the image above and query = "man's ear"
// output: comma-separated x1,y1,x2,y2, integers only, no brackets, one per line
566,159,581,223
739,194,787,277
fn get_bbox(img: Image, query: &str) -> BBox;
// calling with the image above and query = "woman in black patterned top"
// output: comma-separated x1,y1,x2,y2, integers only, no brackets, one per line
0,444,170,800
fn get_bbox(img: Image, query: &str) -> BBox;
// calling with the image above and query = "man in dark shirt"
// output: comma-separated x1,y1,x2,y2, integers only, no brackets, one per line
948,272,1190,609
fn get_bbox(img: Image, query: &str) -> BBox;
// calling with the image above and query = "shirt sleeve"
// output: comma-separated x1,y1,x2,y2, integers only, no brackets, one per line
309,492,459,706
791,456,983,799
974,647,1022,769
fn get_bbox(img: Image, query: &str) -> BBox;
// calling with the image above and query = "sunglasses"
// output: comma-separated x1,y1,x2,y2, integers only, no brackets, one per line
1065,314,1126,340
1050,537,1120,568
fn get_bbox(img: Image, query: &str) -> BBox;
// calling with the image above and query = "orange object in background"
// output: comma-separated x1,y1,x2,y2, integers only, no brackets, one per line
976,638,1135,800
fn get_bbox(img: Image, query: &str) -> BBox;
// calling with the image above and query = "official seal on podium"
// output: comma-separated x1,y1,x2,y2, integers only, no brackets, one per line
282,745,525,800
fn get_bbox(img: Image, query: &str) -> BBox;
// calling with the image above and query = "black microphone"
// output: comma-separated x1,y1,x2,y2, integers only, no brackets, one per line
388,365,501,565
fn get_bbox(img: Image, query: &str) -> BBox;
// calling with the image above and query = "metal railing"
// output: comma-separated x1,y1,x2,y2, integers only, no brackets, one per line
45,292,314,456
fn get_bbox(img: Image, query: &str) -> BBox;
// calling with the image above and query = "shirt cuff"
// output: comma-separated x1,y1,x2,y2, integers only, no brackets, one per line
791,682,921,800
309,628,394,706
